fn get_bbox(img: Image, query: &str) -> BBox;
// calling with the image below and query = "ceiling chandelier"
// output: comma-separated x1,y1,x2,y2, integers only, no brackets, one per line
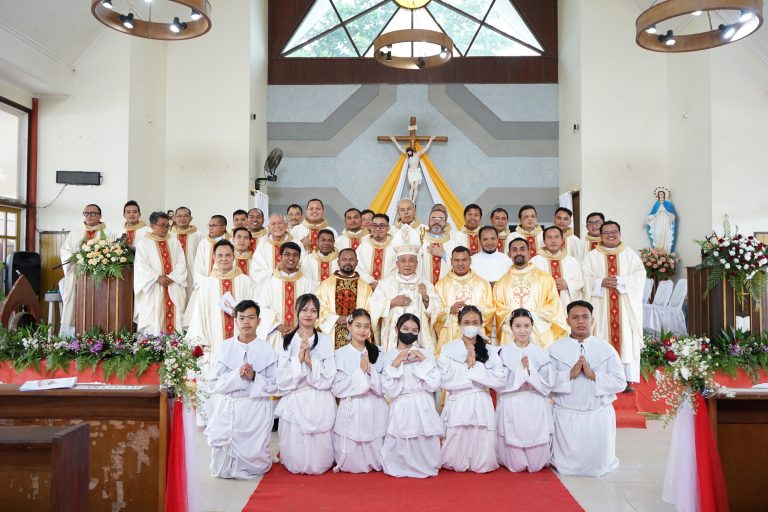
91,0,212,41
374,0,454,69
636,0,763,52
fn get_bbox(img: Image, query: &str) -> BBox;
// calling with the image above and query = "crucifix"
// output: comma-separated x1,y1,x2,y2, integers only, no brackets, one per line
378,116,447,203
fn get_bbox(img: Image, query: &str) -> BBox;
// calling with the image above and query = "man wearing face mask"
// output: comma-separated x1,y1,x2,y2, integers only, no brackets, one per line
434,247,495,353
471,226,512,286
493,238,567,348
369,225,441,353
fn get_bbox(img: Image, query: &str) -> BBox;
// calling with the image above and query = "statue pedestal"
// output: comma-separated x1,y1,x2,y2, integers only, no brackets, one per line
74,268,134,334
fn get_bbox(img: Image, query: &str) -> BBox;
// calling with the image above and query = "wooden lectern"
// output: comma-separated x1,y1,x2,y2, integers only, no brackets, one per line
687,267,767,338
75,267,134,334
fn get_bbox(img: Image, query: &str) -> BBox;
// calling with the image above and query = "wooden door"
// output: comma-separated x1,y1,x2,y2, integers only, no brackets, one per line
38,230,67,324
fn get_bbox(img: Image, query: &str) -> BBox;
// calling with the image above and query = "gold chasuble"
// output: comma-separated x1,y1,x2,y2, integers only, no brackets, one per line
123,220,147,247
433,270,495,354
317,272,373,349
493,263,567,348
512,225,543,258
248,228,267,252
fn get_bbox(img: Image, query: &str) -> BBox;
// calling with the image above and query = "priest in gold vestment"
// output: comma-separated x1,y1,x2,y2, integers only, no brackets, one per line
493,238,567,348
433,246,494,353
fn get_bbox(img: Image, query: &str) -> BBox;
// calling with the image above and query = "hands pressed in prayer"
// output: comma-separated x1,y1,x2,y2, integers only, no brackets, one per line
239,363,255,381
157,275,173,287
360,351,371,374
580,357,596,380
391,350,410,368
601,276,618,289
466,346,476,368
299,337,313,369
521,355,530,374
569,358,583,380
391,294,412,308
450,301,466,315
554,277,569,293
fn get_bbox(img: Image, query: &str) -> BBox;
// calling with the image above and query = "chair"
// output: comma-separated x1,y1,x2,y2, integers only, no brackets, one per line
643,278,654,304
657,279,688,336
652,280,674,307
643,280,674,335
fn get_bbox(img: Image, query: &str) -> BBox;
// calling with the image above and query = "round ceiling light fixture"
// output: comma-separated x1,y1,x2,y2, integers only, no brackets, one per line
374,29,454,70
636,0,762,52
91,0,212,41
394,0,432,9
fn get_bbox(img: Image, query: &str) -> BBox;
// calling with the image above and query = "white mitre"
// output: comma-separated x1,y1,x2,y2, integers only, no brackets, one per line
393,224,420,258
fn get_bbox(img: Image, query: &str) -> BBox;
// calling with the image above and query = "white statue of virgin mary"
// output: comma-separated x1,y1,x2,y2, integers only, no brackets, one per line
645,187,677,254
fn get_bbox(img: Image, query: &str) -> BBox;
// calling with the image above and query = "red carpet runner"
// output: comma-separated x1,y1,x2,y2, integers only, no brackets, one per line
243,464,583,512
613,391,647,429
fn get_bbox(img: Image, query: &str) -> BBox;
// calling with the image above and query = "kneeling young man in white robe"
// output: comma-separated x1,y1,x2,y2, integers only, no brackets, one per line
438,305,504,473
495,308,553,472
206,300,277,479
331,309,388,473
549,300,627,477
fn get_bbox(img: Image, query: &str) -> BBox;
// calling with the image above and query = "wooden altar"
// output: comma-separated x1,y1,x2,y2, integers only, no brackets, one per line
0,384,167,512
75,267,134,334
687,267,768,338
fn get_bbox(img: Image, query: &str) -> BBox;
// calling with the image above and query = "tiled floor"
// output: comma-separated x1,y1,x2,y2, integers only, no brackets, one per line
195,420,675,512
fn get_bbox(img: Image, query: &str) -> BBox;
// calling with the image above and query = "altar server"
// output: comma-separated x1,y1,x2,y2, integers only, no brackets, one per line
495,308,553,472
206,300,277,479
549,301,626,477
438,306,504,473
331,309,388,473
381,314,443,478
274,294,337,475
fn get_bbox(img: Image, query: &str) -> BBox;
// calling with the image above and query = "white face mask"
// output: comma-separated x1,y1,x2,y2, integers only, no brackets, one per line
461,325,481,338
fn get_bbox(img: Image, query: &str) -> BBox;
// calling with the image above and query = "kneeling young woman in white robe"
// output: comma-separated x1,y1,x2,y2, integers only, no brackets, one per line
495,308,553,472
331,308,389,473
438,305,505,473
206,299,278,479
381,313,443,478
275,293,337,474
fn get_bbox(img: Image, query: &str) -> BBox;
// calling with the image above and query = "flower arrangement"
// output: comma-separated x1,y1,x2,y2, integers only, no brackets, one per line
0,325,205,407
696,215,768,307
69,236,135,285
640,248,678,280
648,333,732,423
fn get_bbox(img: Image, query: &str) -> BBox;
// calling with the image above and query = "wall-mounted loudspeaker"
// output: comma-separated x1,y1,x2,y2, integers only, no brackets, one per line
56,171,102,186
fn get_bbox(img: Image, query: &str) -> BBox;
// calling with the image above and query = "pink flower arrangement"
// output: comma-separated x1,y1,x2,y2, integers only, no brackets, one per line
641,247,677,280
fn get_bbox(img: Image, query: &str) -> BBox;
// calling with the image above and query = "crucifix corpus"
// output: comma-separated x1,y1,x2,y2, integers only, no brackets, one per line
378,116,447,204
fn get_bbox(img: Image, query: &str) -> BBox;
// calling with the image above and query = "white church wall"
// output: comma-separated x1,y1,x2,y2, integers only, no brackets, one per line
557,0,582,198
0,80,32,109
250,0,269,212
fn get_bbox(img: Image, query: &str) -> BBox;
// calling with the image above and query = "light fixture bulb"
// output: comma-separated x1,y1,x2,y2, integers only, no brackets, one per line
120,13,134,29
645,25,657,34
691,10,702,16
721,23,737,39
739,10,754,23
659,29,675,46
190,9,202,21
665,36,676,46
440,46,447,58
101,0,113,9
170,17,182,33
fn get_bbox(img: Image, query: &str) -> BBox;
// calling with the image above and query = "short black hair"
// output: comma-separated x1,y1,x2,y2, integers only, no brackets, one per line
149,211,170,225
234,299,260,316
175,206,191,216
361,209,374,217
518,205,537,219
280,241,302,255
555,207,573,217
478,225,498,238
490,207,508,219
543,225,563,238
307,198,324,208
287,204,303,213
318,229,335,239
211,214,227,226
452,246,471,256
509,237,530,249
232,209,248,218
372,213,390,224
600,221,621,234
586,212,605,222
464,203,482,217
567,300,594,315
86,203,102,215
232,226,251,238
344,208,361,217
213,239,234,253
338,248,357,259
247,208,263,216
123,200,140,213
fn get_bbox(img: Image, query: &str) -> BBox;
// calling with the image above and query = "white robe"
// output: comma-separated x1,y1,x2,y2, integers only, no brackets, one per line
275,332,337,475
549,336,627,477
438,340,505,473
331,344,388,473
133,235,187,335
122,224,149,247
563,233,588,263
450,227,481,255
300,251,339,284
171,227,205,302
291,223,338,245
255,271,316,349
369,273,441,353
418,234,455,285
471,251,512,284
355,235,396,285
531,253,585,316
381,347,443,478
495,343,553,472
583,246,646,382
192,236,227,289
251,234,305,279
334,229,368,252
58,225,114,335
205,337,277,479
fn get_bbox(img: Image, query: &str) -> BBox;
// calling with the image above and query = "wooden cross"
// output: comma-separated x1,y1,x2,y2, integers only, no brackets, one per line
377,116,448,150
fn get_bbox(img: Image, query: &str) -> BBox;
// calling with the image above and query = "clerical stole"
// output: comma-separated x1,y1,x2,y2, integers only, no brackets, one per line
605,253,622,353
372,247,385,281
283,281,296,328
525,235,538,258
350,237,362,250
219,278,235,339
308,229,320,252
431,255,442,285
248,230,265,252
549,259,562,279
497,230,510,253
320,260,332,281
333,277,358,349
466,233,479,255
155,240,176,334
85,230,97,241
273,244,281,268
236,254,251,276
177,233,189,255
586,236,600,251
126,230,136,246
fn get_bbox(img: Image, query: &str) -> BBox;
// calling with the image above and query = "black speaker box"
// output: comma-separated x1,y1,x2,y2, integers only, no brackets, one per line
56,170,102,186
6,251,41,295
